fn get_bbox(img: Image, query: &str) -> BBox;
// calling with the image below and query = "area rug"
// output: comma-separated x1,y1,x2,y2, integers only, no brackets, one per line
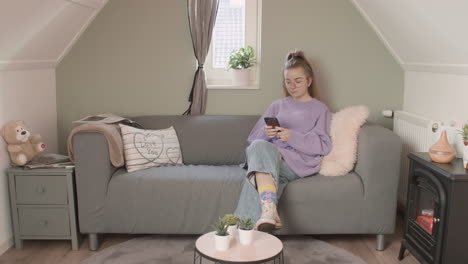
81,235,367,264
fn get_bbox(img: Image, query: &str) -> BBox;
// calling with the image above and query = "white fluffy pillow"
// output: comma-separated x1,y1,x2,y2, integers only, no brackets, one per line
119,124,183,172
319,105,369,176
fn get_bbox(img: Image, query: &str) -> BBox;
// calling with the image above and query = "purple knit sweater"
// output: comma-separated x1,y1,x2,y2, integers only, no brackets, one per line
247,96,332,177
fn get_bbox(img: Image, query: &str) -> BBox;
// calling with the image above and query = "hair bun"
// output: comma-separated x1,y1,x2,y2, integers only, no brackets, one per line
286,50,306,61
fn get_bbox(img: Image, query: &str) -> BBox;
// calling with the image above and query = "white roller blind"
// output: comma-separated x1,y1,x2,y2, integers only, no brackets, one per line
212,0,245,68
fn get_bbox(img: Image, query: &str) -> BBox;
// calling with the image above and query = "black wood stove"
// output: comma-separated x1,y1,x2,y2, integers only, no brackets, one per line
399,152,468,264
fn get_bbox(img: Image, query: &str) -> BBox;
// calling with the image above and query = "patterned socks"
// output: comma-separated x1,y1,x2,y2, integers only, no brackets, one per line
256,184,281,232
259,184,277,204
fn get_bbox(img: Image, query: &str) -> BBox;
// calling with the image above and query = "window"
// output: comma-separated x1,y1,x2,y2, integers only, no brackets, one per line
205,0,261,89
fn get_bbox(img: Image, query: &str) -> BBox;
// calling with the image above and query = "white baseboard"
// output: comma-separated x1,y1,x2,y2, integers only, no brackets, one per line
0,237,13,256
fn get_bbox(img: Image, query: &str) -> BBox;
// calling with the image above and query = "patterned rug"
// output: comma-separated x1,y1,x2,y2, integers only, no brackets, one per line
81,235,367,264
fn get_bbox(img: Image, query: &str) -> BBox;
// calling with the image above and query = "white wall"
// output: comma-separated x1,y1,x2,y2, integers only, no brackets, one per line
403,71,468,124
0,68,57,255
352,0,468,75
0,0,107,71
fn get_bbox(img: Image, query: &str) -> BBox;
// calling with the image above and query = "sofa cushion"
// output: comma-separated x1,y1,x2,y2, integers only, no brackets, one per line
131,115,259,165
103,165,246,233
103,164,364,234
319,106,369,176
119,124,183,172
283,172,364,202
277,172,365,234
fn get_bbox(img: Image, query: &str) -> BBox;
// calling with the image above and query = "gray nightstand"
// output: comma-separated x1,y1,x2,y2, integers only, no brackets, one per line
7,167,81,250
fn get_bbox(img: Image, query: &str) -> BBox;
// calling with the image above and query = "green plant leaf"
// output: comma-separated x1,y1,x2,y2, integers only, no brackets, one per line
458,124,468,141
212,217,229,236
238,217,254,230
227,45,257,70
222,214,238,226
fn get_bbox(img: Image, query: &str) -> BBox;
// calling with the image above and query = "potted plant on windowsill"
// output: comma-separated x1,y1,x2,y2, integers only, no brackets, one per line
238,217,254,246
227,45,256,86
212,217,230,251
222,214,238,241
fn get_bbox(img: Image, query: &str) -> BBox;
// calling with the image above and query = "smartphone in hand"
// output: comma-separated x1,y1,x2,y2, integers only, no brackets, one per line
264,117,281,128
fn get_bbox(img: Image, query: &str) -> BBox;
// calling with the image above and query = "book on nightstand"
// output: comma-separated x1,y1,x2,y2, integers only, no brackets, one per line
11,153,74,169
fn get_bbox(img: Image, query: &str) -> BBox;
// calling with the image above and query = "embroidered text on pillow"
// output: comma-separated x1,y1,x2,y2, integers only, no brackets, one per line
120,124,183,172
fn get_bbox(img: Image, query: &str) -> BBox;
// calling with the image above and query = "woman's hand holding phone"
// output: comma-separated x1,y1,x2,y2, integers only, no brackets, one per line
264,125,279,138
276,127,290,142
264,126,290,141
263,117,289,141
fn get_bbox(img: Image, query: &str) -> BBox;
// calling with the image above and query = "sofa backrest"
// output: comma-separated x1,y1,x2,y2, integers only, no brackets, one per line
132,115,259,165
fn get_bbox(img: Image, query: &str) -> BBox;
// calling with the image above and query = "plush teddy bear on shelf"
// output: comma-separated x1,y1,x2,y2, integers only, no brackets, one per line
0,120,46,166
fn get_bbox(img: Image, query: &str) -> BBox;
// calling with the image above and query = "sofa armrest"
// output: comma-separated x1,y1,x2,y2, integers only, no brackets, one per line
73,133,120,233
355,124,402,233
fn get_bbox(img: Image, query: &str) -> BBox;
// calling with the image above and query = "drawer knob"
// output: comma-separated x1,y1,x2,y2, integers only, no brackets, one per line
36,186,46,194
39,220,48,227
433,218,441,223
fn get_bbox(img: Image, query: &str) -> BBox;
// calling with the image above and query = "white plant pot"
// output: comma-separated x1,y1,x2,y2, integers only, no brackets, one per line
214,234,230,251
227,225,237,241
238,229,254,246
231,68,251,86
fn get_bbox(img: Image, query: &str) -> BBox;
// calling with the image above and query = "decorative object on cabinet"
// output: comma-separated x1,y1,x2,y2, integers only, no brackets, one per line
429,131,456,163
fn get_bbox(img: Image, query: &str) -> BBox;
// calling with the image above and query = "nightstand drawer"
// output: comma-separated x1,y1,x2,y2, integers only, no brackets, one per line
15,176,68,205
18,208,70,236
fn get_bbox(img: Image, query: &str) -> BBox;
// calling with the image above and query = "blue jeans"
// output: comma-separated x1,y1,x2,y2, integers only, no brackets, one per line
234,140,300,223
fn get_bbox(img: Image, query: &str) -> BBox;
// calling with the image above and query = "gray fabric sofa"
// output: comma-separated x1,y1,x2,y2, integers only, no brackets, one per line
71,115,402,251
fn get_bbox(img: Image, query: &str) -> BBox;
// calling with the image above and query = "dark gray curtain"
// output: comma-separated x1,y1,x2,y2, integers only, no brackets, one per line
183,0,219,115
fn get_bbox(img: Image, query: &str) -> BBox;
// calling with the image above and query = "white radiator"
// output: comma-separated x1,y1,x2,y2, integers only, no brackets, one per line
393,111,465,207
393,111,439,206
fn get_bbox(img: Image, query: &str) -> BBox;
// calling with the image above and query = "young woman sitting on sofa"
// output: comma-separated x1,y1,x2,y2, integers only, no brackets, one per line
234,50,332,232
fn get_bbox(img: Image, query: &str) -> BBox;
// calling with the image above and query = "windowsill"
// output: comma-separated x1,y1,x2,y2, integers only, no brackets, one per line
207,84,259,90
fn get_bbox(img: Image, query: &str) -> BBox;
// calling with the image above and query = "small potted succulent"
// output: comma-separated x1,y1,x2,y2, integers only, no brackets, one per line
227,45,256,86
212,217,230,251
460,124,468,169
222,214,238,241
238,217,254,246
460,124,468,145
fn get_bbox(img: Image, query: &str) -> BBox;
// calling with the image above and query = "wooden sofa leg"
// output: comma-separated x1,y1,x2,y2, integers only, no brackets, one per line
89,233,101,251
376,234,385,251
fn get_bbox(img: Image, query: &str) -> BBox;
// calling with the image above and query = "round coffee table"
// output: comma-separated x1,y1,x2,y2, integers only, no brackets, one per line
194,231,283,263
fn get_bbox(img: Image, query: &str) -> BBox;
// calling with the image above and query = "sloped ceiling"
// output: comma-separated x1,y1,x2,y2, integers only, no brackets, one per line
1,0,466,74
352,0,468,74
0,0,107,70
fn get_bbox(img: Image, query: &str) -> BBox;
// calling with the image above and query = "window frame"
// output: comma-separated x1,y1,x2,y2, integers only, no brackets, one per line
205,0,262,90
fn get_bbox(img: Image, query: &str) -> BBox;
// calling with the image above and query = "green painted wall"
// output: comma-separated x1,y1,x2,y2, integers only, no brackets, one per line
57,0,403,153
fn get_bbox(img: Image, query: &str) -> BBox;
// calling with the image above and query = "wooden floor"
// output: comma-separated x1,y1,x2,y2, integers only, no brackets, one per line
0,214,418,264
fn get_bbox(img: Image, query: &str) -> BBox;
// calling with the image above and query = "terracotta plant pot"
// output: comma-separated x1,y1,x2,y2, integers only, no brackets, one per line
429,131,456,163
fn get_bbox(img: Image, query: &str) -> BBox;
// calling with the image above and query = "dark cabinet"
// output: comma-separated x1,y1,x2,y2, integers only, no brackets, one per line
399,152,468,264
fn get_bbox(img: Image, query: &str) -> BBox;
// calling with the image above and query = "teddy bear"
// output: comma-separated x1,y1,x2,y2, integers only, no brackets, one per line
0,120,46,166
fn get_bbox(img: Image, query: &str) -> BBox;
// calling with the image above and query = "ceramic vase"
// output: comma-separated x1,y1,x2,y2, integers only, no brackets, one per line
238,229,254,246
227,225,237,241
214,234,230,251
429,130,456,163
